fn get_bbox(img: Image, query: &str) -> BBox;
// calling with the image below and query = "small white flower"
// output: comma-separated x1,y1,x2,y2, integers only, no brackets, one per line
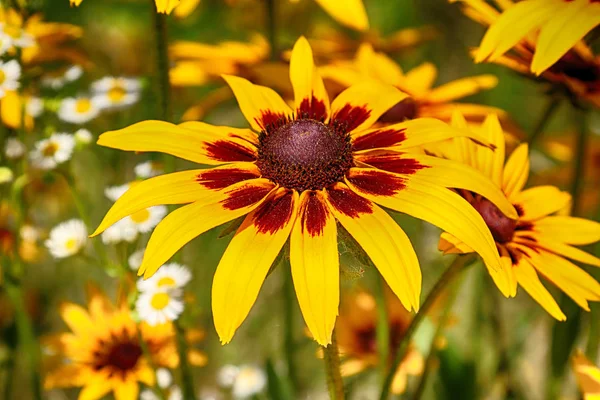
104,183,132,202
0,166,13,184
232,366,267,399
137,263,192,292
135,161,163,179
168,386,183,400
217,365,240,388
41,76,64,90
0,60,21,98
5,137,25,159
74,128,93,144
20,225,40,242
0,23,34,48
63,65,83,82
128,248,145,270
140,390,159,400
45,219,87,259
101,218,137,244
30,133,75,170
0,32,12,55
58,96,100,124
91,76,141,110
127,205,167,233
26,97,43,118
156,368,172,389
136,289,184,326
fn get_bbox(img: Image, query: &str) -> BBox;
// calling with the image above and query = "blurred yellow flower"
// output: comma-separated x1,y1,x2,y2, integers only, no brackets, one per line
573,351,600,400
433,112,600,320
92,37,516,346
312,0,369,32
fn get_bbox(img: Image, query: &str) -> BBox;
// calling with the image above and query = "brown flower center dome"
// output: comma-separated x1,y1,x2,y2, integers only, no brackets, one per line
257,119,353,192
94,336,143,373
471,197,517,244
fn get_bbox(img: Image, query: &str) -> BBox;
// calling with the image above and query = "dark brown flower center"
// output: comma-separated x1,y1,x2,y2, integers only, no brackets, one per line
471,197,517,244
257,119,353,191
378,98,418,123
93,335,142,373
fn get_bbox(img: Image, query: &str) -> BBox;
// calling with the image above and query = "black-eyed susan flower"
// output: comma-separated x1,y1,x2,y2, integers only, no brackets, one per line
43,285,206,400
435,112,600,319
320,43,505,124
468,0,600,75
92,37,517,346
573,351,600,400
335,290,423,394
452,0,600,108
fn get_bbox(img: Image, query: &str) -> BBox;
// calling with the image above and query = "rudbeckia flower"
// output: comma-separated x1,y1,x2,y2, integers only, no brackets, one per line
335,290,423,394
320,43,506,124
573,351,600,400
435,112,600,320
92,37,516,346
43,285,207,400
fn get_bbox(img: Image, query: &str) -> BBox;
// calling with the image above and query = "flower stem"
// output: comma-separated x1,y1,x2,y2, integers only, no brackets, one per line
265,0,277,61
137,330,167,400
152,4,172,122
379,254,476,400
529,97,560,146
322,329,345,400
283,264,298,394
586,203,600,360
174,320,196,399
569,106,589,216
374,276,390,382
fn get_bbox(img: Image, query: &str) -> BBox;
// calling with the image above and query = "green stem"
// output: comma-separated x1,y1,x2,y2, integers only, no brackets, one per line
283,264,297,394
4,275,42,400
265,0,277,61
174,320,196,399
374,276,390,382
379,254,476,400
138,331,167,400
2,351,14,400
586,202,600,360
569,106,588,216
529,97,560,146
322,329,345,400
152,3,171,122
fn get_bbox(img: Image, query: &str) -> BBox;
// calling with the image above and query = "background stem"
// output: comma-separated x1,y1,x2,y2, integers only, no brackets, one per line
174,320,196,399
528,97,560,146
375,276,390,382
323,329,345,400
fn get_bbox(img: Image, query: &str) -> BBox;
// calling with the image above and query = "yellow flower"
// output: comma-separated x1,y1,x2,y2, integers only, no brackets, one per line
335,290,423,394
452,0,600,108
573,351,600,400
70,0,182,14
320,43,506,125
92,36,516,346
312,0,369,32
435,112,600,320
43,285,207,400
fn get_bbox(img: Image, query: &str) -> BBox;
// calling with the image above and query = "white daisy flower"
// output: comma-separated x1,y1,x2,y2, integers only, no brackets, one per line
74,128,93,144
128,248,145,270
101,218,138,244
137,263,192,292
0,166,13,184
136,289,184,326
0,23,34,48
57,96,100,124
140,387,183,400
232,366,267,399
30,133,75,170
0,32,12,55
45,219,87,259
217,365,240,388
104,183,133,202
63,65,83,82
5,137,25,159
91,76,141,110
156,368,172,389
26,97,43,118
134,161,163,179
0,60,21,98
127,205,167,234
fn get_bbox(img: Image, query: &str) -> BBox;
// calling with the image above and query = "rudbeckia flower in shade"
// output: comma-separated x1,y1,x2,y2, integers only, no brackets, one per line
451,0,600,109
70,0,181,14
43,285,208,400
320,43,505,125
335,290,423,394
92,36,516,346
435,112,600,320
573,351,600,400
470,0,600,75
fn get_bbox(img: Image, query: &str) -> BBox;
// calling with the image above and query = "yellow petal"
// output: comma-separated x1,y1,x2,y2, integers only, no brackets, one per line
532,1,600,75
355,43,405,87
330,81,407,135
512,186,571,221
79,379,112,400
345,169,509,296
138,179,276,278
1,91,22,129
213,188,299,344
325,183,421,312
113,380,139,400
521,235,600,267
173,0,201,18
290,191,339,346
59,303,93,335
513,257,566,321
532,216,600,245
438,232,474,254
97,120,257,165
70,0,83,5
402,63,437,97
474,114,505,187
290,37,330,121
314,0,369,31
222,74,292,132
502,143,529,200
155,0,180,14
425,75,498,104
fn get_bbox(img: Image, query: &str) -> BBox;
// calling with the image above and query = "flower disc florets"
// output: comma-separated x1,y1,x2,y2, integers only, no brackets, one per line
470,196,517,244
257,118,354,192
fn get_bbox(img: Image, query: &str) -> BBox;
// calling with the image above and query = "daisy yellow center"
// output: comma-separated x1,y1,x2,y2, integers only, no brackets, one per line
65,238,77,250
75,99,92,113
470,197,517,244
130,209,150,223
0,70,6,85
42,142,59,157
257,119,353,192
157,277,176,288
108,87,126,102
151,292,170,310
